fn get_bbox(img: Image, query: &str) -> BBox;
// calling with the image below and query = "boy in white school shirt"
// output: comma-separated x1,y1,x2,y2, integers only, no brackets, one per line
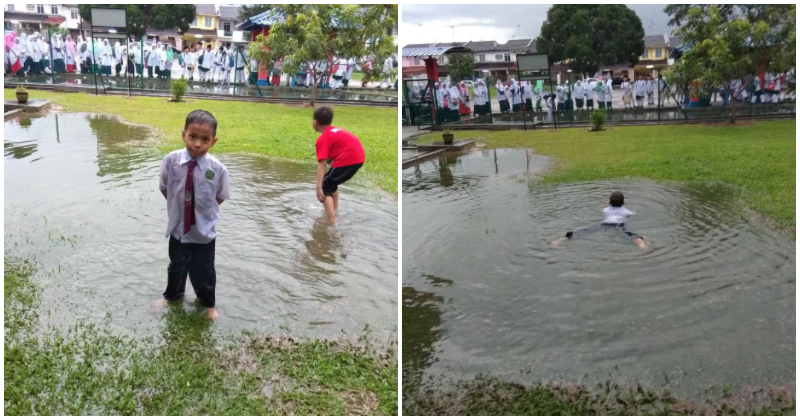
157,110,230,320
552,191,647,250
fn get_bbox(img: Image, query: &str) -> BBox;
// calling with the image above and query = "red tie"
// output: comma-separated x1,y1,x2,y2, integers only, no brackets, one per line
183,159,196,234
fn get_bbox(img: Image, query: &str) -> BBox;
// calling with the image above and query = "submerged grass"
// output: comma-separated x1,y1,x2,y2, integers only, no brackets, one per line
4,259,397,415
416,121,796,231
405,376,795,416
3,89,398,194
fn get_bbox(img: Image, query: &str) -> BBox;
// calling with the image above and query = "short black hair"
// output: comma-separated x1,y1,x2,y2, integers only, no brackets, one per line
183,46,188,50
314,106,334,126
206,44,212,49
184,110,218,136
609,191,625,207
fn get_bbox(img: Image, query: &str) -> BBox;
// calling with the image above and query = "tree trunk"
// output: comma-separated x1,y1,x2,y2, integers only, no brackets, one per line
728,87,736,124
310,70,317,107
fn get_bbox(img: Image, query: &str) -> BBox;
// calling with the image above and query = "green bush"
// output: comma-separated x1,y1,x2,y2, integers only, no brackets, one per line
170,78,188,102
590,109,606,131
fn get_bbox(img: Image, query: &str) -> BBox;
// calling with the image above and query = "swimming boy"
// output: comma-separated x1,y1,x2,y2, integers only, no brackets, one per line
313,106,365,223
157,110,230,319
552,191,647,250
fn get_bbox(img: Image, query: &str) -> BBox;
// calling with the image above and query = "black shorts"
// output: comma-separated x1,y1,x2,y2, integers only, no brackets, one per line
322,163,363,195
566,223,643,242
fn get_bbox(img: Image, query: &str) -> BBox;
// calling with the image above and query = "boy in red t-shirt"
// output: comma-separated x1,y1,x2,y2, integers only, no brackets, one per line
313,106,365,223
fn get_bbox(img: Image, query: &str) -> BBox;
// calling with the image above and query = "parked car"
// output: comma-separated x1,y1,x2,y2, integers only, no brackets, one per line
461,80,475,87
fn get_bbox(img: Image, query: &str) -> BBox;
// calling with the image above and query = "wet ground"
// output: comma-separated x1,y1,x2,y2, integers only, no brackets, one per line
402,148,795,401
4,112,398,340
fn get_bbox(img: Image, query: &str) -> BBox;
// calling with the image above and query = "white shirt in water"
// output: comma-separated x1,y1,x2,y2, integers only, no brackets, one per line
602,206,634,224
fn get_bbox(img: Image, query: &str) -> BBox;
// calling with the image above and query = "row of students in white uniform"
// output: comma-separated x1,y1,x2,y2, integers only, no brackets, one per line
301,55,395,89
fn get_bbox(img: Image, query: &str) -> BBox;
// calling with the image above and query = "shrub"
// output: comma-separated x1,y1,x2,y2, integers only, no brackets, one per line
590,109,606,131
170,78,188,102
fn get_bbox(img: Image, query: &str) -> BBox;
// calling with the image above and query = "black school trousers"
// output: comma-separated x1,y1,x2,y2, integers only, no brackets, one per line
164,236,216,307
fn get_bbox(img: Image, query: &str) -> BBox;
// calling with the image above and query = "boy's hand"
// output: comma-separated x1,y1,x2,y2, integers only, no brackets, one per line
316,187,326,203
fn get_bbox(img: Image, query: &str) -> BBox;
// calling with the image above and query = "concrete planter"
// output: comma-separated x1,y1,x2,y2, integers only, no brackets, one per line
16,91,28,104
442,132,454,144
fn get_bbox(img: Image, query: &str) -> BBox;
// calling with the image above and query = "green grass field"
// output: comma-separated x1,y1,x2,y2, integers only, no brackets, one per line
4,258,397,415
416,121,796,231
4,89,397,194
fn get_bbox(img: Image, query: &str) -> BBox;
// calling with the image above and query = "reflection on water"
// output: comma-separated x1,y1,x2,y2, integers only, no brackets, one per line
4,112,398,340
402,148,795,402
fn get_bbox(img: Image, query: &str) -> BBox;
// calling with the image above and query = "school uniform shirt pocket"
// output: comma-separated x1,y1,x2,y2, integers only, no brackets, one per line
195,180,216,208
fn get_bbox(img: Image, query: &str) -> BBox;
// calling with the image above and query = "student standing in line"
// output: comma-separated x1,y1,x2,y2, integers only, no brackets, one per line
585,78,595,110
646,75,655,106
233,46,247,85
621,77,632,109
509,78,522,112
634,76,647,108
447,81,461,121
65,35,77,73
496,79,508,113
313,106,365,224
342,57,356,87
146,41,158,78
604,79,613,109
596,79,605,109
100,39,113,75
574,79,584,110
523,81,534,111
199,44,214,83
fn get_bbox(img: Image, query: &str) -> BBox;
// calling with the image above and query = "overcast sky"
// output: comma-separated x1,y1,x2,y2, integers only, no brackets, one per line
402,4,672,46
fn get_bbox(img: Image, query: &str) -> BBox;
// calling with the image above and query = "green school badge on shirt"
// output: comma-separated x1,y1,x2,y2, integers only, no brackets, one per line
205,170,214,180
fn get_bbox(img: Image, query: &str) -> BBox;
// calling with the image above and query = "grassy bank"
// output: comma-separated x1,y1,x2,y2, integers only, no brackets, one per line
416,121,796,231
4,89,397,194
4,258,397,415
405,377,795,415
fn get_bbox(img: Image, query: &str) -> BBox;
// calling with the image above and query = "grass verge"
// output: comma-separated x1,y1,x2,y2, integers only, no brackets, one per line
4,258,397,415
405,376,795,416
4,89,397,194
416,121,795,231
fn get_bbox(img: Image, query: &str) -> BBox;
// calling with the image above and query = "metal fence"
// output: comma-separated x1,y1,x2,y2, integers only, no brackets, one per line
402,75,796,129
5,29,398,104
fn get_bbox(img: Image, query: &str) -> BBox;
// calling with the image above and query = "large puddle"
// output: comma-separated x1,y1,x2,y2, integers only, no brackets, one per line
4,112,397,340
402,148,795,401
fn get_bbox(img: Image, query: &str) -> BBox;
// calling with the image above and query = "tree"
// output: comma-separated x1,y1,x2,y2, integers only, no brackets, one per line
332,5,397,88
664,5,796,124
78,5,196,40
248,5,397,106
446,53,476,83
238,5,271,22
665,4,795,27
48,25,69,38
535,5,645,77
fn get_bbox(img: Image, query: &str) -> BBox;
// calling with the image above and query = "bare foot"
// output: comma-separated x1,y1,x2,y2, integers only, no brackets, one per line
206,307,219,320
154,298,167,310
551,237,568,246
316,217,335,225
636,238,648,251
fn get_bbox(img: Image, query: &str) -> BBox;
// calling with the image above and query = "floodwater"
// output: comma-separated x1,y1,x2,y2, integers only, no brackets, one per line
402,148,795,401
4,112,398,340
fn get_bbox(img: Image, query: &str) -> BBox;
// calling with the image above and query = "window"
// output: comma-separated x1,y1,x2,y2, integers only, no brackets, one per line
223,22,231,32
413,57,420,65
191,18,197,26
50,4,58,14
71,8,78,20
642,49,649,59
504,53,511,62
6,4,13,12
27,4,35,11
37,4,44,14
495,54,503,60
438,56,445,65
205,17,212,28
655,48,662,58
479,54,485,63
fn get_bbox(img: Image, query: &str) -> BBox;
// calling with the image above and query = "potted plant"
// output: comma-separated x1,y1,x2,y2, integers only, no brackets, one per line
16,86,28,104
442,127,454,144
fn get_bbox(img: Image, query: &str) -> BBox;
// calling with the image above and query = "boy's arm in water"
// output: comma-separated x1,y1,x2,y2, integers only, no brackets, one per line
635,237,647,250
316,160,328,203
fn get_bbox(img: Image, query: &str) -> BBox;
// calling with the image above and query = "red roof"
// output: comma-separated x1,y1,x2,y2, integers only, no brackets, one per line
42,15,66,25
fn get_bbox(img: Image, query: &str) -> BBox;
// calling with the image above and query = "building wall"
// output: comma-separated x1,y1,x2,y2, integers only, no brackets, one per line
191,15,218,31
640,46,668,60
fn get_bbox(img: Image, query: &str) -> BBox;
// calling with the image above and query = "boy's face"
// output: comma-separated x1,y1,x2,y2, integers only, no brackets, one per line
182,123,218,158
